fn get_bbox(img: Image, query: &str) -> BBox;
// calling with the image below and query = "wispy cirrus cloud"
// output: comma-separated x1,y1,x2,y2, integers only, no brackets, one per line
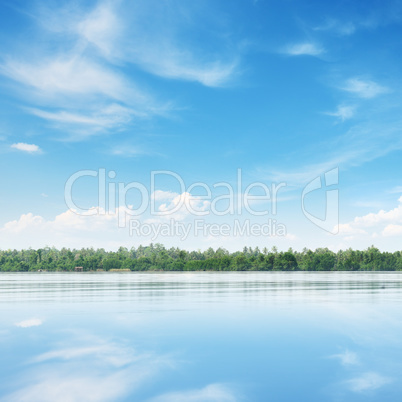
283,42,324,56
330,349,359,366
1,52,164,141
5,334,174,402
76,1,238,87
111,144,147,157
31,344,137,367
27,105,142,140
341,78,389,99
346,372,392,393
133,55,238,87
389,185,402,194
148,383,238,402
314,19,356,36
0,1,240,141
258,119,402,187
1,56,137,102
6,371,132,402
325,105,356,121
76,2,123,60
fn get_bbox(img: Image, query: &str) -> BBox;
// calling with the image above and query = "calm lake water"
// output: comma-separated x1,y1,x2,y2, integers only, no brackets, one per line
1,272,402,401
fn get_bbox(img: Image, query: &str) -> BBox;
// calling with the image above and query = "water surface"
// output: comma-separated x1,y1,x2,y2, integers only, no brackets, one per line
1,272,402,401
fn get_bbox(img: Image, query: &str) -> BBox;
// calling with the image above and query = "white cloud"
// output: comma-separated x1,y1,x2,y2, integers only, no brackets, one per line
35,1,238,88
0,190,210,249
259,120,402,187
76,3,122,59
0,208,120,249
6,373,131,402
338,224,367,236
339,196,402,232
32,344,136,367
27,104,145,140
382,223,402,237
2,57,134,102
88,2,239,87
284,42,324,56
150,191,210,221
131,53,237,87
336,197,402,241
15,318,43,328
326,105,356,121
0,1,239,140
5,334,174,402
342,78,389,99
314,19,356,36
11,143,41,153
1,54,160,139
3,212,46,234
389,185,402,194
336,23,356,35
149,384,238,402
0,192,297,250
151,190,180,201
330,350,359,366
346,372,392,392
28,105,137,127
111,145,145,157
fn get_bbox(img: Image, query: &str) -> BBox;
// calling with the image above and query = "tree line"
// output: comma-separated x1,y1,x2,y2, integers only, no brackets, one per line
1,244,402,272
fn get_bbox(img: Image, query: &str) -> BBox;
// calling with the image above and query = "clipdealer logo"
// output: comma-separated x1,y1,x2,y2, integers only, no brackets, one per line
64,168,287,225
63,167,339,239
301,168,339,234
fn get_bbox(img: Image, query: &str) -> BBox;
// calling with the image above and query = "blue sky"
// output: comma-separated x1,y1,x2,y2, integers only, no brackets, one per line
0,0,402,251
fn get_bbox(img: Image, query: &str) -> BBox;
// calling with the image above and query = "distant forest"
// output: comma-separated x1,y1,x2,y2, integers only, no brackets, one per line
1,244,402,272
